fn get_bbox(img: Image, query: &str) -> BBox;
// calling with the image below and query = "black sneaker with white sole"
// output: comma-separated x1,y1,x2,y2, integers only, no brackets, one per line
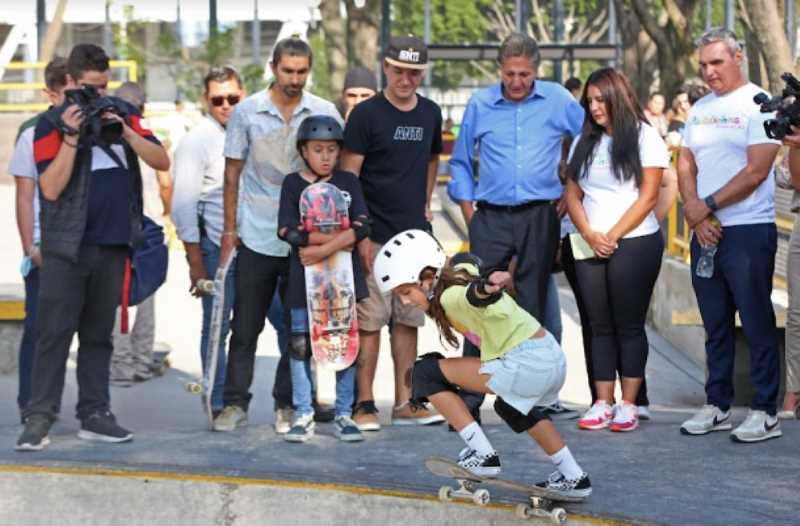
536,471,592,499
15,415,52,452
457,448,502,477
78,411,133,443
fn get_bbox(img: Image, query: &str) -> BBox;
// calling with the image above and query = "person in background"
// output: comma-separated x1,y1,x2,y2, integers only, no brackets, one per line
644,93,669,138
9,57,69,423
341,66,377,122
109,81,171,386
564,77,583,100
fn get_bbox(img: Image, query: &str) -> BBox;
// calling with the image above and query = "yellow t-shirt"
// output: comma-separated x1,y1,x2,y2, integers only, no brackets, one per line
439,265,541,362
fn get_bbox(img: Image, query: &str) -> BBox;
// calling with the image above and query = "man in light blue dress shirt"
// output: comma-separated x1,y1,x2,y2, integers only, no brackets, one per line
213,37,343,433
448,33,584,420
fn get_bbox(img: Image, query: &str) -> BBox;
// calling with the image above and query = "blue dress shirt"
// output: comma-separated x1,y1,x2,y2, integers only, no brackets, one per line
448,81,584,205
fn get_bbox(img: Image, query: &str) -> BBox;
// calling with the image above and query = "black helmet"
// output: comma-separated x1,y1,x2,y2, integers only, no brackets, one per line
296,115,344,155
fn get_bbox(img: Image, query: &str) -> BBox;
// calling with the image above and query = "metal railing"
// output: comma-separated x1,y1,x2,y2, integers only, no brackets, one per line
0,60,138,112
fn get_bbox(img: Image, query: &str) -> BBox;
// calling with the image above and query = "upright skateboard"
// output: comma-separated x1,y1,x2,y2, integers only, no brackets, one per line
186,248,237,427
299,182,359,371
425,457,585,524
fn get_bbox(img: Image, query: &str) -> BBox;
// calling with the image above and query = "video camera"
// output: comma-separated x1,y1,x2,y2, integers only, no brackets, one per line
62,84,127,144
753,72,800,140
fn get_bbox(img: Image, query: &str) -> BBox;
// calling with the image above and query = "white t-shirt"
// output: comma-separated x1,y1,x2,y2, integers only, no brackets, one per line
683,82,780,226
569,123,669,239
8,125,40,244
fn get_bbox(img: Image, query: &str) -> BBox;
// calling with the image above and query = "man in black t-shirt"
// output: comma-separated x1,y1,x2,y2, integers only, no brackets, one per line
341,35,444,431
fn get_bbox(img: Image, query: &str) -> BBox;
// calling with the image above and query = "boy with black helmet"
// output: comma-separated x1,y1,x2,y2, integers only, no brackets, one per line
278,115,371,442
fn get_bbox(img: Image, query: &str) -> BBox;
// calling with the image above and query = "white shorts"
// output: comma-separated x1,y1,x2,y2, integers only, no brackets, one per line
479,332,566,415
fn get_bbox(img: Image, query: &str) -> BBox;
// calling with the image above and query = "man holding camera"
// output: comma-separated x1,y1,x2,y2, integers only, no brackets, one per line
677,29,781,442
16,44,169,451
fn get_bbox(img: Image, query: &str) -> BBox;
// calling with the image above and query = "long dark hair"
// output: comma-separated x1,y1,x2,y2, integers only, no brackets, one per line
567,68,649,187
424,265,478,348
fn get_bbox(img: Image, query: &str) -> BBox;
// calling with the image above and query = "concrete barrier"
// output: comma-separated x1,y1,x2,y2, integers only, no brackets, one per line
0,466,622,526
0,282,25,375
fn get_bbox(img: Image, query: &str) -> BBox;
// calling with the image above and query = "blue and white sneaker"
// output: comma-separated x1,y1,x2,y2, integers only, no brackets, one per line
284,412,315,443
334,415,364,442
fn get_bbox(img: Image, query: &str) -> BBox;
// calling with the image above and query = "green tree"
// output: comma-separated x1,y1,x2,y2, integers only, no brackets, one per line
393,0,493,91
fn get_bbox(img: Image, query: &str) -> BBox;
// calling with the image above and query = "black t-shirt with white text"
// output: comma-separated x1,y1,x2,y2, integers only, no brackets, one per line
344,92,443,244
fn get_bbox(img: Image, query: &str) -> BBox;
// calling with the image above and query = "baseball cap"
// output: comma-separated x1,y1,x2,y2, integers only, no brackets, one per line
384,35,428,70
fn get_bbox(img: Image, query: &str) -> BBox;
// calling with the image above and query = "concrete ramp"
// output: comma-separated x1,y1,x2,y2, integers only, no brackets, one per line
0,465,624,526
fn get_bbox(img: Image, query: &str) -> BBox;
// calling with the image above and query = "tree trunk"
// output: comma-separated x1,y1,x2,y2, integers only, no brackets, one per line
625,0,700,100
346,0,380,71
318,0,348,96
741,0,795,93
616,0,658,102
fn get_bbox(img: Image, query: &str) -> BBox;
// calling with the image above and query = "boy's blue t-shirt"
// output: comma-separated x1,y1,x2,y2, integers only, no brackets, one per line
277,169,370,310
33,101,161,246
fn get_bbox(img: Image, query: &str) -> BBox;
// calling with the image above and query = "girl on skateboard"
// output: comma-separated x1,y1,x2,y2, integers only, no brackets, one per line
373,230,592,498
277,115,371,443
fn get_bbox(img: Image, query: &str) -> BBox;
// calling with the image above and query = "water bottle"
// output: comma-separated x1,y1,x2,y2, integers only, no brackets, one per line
195,279,216,295
695,245,718,278
695,216,720,279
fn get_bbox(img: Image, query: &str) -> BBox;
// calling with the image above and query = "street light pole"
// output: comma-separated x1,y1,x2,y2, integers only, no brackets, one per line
36,0,46,58
424,0,431,93
252,0,261,63
380,0,391,88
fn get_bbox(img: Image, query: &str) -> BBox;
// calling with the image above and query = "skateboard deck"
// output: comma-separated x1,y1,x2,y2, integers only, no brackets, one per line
186,248,236,428
300,182,359,371
425,457,583,524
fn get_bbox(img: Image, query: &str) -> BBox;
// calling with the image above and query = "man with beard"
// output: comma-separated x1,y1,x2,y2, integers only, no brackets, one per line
213,37,342,432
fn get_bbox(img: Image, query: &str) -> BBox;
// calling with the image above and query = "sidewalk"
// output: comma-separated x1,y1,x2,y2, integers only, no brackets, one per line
0,183,796,525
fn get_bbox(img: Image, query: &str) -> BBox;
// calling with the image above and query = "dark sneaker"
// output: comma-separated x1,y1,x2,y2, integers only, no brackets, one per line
541,401,580,421
284,412,315,443
536,471,592,499
16,415,52,452
334,415,364,442
78,412,133,443
457,447,501,478
313,401,336,423
353,400,381,432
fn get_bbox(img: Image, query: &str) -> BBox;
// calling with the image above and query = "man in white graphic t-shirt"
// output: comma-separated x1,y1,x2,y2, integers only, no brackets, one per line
677,28,782,443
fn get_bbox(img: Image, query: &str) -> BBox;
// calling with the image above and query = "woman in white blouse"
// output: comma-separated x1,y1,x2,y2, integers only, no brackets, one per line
564,68,669,433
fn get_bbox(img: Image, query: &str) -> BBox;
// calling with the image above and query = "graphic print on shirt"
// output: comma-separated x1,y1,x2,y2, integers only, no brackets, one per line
393,126,424,141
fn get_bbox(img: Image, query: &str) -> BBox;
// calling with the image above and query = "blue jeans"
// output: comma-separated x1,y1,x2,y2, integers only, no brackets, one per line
200,236,236,412
691,224,779,414
289,308,355,417
17,266,39,412
542,274,562,344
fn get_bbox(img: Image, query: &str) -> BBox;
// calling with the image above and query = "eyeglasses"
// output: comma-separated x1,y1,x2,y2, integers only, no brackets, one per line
210,94,241,107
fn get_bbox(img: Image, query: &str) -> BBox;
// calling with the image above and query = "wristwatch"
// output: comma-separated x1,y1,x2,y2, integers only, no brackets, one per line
704,194,718,212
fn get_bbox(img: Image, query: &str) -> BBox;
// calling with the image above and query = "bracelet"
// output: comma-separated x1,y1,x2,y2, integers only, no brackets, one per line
221,231,237,237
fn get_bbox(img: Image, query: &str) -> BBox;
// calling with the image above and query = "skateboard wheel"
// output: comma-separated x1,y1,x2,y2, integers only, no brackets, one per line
438,486,452,502
185,382,202,394
472,488,490,506
552,508,567,524
515,504,531,519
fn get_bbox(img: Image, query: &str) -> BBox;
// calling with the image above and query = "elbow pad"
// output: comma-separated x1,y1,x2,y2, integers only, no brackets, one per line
466,279,503,307
353,217,371,242
284,228,309,247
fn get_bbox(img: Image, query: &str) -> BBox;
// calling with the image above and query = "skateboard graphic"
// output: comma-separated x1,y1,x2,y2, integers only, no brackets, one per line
299,182,359,371
186,248,237,427
425,457,584,524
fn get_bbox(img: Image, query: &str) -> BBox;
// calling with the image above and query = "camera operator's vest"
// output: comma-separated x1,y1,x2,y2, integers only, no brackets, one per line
38,105,145,262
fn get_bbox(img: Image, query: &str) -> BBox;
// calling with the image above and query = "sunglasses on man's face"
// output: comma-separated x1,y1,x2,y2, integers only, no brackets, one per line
210,94,241,107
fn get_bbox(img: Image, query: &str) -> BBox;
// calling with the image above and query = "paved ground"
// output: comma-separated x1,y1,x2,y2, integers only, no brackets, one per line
0,182,797,525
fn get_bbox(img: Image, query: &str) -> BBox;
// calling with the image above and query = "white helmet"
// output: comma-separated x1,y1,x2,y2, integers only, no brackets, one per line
374,229,446,295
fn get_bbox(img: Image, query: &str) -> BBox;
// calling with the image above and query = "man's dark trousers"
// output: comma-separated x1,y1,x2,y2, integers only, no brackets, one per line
223,243,291,411
469,202,560,320
690,223,780,415
25,245,127,421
